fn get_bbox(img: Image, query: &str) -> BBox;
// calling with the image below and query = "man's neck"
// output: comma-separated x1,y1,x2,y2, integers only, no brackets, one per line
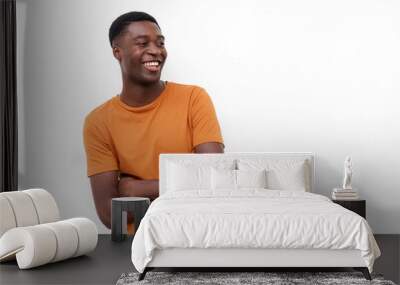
120,80,165,107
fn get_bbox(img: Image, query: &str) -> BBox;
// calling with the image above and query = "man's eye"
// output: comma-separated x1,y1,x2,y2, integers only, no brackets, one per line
137,42,148,46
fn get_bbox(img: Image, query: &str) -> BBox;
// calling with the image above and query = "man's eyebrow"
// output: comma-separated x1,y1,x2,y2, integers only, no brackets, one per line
133,35,165,40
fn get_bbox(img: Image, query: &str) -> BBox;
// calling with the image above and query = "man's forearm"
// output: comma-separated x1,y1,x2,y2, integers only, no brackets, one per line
89,171,120,229
118,176,159,200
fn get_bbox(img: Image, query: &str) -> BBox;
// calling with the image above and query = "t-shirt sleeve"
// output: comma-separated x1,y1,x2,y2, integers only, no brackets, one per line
83,114,119,176
189,87,224,149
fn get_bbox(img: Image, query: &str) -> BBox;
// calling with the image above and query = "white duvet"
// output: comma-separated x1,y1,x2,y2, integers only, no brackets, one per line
131,190,380,273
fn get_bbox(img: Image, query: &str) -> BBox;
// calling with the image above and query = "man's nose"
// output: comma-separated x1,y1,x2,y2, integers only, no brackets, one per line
147,43,162,55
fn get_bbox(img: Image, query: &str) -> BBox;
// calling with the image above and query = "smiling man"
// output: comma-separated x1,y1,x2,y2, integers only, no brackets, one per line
83,12,224,229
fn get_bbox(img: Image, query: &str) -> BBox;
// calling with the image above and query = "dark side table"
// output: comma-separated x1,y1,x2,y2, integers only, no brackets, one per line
332,199,366,219
111,197,150,242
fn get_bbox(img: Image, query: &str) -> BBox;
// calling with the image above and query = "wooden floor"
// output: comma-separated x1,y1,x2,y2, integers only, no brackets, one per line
0,234,398,285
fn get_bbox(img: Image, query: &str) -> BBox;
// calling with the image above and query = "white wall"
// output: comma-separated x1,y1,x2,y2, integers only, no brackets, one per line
16,0,400,234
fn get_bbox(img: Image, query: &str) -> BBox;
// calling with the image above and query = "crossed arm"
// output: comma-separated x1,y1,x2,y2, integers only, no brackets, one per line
89,142,224,228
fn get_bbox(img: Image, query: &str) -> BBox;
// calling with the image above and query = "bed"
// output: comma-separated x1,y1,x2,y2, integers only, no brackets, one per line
131,153,381,280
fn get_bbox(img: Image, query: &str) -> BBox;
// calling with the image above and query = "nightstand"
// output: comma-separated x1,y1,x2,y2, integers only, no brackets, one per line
332,199,366,219
111,197,150,242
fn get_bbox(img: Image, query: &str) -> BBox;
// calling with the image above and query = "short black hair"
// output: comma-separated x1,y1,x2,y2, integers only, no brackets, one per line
109,11,160,46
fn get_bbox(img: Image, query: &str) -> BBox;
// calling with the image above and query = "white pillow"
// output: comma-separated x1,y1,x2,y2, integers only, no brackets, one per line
211,168,236,190
237,159,309,191
236,169,267,188
167,163,211,191
166,159,236,192
269,163,307,191
211,169,268,190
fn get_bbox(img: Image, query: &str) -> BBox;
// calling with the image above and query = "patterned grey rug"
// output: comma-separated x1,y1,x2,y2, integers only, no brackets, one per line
116,271,396,285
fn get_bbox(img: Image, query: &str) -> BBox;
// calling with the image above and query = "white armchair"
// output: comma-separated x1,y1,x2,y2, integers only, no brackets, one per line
0,189,97,269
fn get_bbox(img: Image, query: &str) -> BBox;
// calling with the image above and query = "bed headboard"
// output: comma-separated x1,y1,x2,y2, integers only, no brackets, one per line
159,152,315,195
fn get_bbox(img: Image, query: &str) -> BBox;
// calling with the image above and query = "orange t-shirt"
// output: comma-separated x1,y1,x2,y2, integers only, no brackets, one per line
83,82,223,178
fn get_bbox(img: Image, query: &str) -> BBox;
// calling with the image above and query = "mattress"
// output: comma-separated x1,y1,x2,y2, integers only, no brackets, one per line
131,189,380,273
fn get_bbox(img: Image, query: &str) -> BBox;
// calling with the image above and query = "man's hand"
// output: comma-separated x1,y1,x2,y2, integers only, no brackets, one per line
118,175,159,201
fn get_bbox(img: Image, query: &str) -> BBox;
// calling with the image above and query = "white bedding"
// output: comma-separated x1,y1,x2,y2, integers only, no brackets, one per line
131,190,380,273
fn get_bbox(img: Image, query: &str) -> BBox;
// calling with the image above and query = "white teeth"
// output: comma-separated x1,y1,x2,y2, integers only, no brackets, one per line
144,61,159,67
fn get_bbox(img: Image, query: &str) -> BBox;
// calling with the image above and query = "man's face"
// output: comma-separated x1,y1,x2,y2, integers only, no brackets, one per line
113,21,167,85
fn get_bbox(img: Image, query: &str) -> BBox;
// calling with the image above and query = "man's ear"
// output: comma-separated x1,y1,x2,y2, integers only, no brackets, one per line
112,46,122,62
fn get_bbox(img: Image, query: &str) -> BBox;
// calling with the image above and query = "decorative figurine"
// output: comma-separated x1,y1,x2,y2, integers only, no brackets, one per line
342,156,353,190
